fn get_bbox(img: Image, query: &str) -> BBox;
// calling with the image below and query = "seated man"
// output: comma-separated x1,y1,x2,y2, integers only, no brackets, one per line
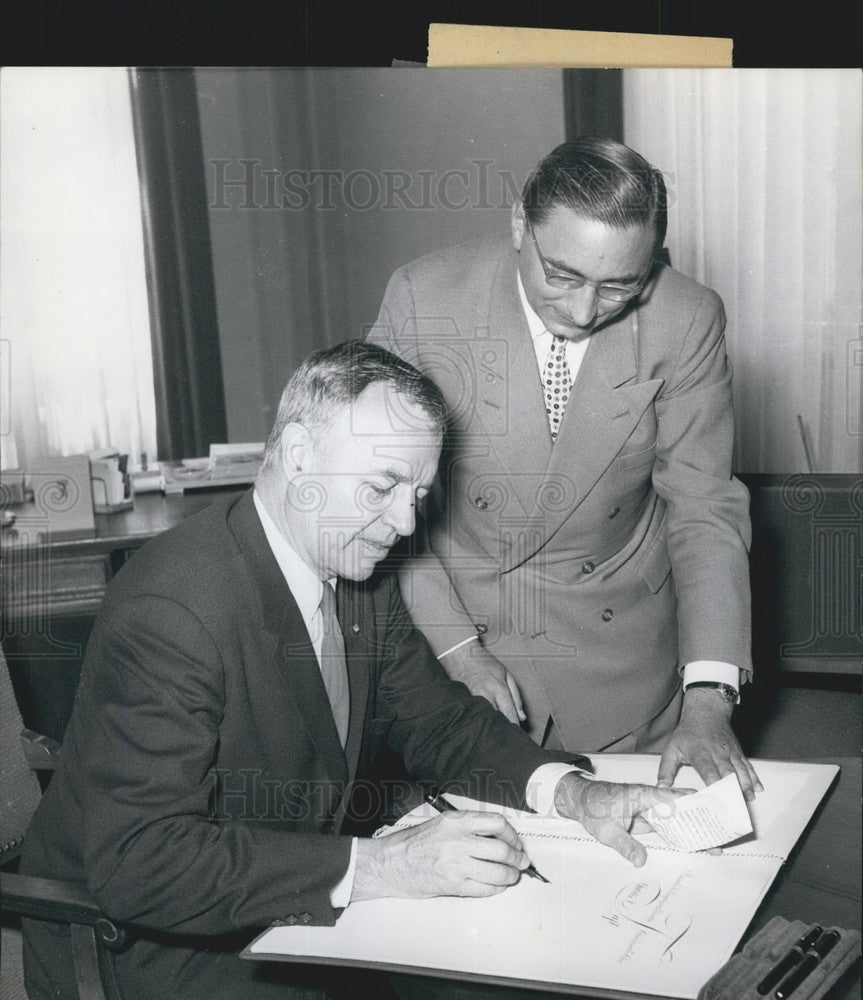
23,341,681,1000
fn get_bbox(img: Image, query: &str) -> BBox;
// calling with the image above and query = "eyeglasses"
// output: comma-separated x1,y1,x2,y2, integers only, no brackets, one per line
525,217,652,303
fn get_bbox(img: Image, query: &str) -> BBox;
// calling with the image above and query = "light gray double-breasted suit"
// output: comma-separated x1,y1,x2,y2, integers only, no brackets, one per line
368,237,752,752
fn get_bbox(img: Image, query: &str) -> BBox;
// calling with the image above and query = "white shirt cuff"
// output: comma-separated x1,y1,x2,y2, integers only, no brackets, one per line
525,761,595,819
329,837,358,909
437,634,480,660
683,661,740,691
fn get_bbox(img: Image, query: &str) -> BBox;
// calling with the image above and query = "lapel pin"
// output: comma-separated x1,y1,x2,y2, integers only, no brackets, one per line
351,623,360,633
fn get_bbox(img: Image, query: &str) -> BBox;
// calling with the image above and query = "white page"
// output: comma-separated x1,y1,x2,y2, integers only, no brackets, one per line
251,828,780,997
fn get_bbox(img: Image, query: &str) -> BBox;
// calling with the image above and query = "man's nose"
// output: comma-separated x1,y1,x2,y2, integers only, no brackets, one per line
383,493,416,538
564,283,599,327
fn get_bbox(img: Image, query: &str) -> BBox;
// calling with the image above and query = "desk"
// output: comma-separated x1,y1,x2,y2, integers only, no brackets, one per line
1,488,245,740
1,488,245,618
382,757,863,1000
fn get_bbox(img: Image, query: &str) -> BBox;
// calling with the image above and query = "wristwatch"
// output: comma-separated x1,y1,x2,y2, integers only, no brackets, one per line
684,681,740,705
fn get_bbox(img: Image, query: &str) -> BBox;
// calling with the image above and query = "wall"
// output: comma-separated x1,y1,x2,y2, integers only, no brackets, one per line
195,69,565,442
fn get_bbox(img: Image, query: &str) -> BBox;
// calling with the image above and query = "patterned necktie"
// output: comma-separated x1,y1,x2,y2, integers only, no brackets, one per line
318,582,350,747
543,334,571,441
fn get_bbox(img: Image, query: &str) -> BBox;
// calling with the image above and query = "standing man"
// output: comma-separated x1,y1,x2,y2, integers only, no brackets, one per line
22,342,679,1000
368,138,761,798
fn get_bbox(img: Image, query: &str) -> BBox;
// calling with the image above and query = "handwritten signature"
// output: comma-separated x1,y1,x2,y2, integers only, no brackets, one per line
603,876,693,964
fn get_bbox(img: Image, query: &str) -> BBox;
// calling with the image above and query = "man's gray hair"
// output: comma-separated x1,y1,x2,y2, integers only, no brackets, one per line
260,340,448,474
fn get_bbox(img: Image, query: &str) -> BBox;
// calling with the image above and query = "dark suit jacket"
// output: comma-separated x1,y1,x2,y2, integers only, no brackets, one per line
22,490,574,1000
368,237,752,750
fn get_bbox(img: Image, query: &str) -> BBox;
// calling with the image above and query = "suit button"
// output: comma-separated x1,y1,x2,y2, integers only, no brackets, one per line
581,561,595,574
475,623,488,635
300,912,312,924
285,914,299,925
474,496,488,510
609,507,621,519
601,608,614,622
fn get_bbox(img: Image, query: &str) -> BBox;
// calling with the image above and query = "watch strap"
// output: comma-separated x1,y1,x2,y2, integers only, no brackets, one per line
684,680,740,705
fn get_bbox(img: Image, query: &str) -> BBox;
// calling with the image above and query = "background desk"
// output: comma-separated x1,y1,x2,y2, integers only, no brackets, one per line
1,488,245,740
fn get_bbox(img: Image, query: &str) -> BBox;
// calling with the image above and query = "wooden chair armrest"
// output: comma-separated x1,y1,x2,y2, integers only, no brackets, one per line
1,871,126,949
21,729,61,771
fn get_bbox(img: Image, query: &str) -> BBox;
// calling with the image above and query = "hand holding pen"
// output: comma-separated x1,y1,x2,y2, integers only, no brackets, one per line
425,792,550,883
352,800,532,902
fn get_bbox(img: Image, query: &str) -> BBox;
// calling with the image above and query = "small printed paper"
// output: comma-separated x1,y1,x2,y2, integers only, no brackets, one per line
643,774,753,852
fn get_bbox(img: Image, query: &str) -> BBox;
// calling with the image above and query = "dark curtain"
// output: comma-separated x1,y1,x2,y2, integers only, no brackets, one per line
129,68,227,461
564,71,670,268
563,70,623,141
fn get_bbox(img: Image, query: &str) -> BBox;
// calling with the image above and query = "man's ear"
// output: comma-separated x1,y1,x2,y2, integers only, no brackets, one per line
511,200,526,252
279,423,312,481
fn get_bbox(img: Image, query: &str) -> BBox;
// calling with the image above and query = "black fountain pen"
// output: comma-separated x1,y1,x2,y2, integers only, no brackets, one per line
755,925,822,995
424,792,550,883
774,929,841,1000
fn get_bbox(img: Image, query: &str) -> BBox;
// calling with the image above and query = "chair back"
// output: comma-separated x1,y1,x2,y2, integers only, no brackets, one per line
0,646,43,865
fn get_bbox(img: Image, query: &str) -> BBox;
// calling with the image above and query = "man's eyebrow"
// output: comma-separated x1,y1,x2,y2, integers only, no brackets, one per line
374,468,434,491
544,254,644,285
373,468,411,485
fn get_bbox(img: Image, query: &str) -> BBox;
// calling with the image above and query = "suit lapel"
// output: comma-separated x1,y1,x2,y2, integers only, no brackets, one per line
502,310,663,571
273,608,350,791
227,493,349,795
470,248,553,519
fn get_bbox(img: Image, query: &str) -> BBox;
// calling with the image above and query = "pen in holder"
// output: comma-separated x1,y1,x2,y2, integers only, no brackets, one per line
698,916,860,1000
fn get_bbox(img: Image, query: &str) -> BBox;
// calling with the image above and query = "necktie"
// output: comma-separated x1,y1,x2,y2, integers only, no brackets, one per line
543,334,571,441
318,582,350,746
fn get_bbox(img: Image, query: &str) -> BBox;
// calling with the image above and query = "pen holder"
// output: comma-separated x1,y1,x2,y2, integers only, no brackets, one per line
697,917,860,1000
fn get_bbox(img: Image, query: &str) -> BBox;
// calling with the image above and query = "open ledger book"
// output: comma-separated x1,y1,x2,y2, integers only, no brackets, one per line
244,755,839,999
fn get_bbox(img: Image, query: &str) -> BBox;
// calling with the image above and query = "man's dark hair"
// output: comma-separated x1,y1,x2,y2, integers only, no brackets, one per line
261,340,448,472
522,137,668,250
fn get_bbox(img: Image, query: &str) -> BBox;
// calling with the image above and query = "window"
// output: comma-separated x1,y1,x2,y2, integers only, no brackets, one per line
1,68,157,472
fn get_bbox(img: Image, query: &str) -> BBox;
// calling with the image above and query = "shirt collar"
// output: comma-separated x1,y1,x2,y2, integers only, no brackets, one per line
253,489,331,625
517,270,549,343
